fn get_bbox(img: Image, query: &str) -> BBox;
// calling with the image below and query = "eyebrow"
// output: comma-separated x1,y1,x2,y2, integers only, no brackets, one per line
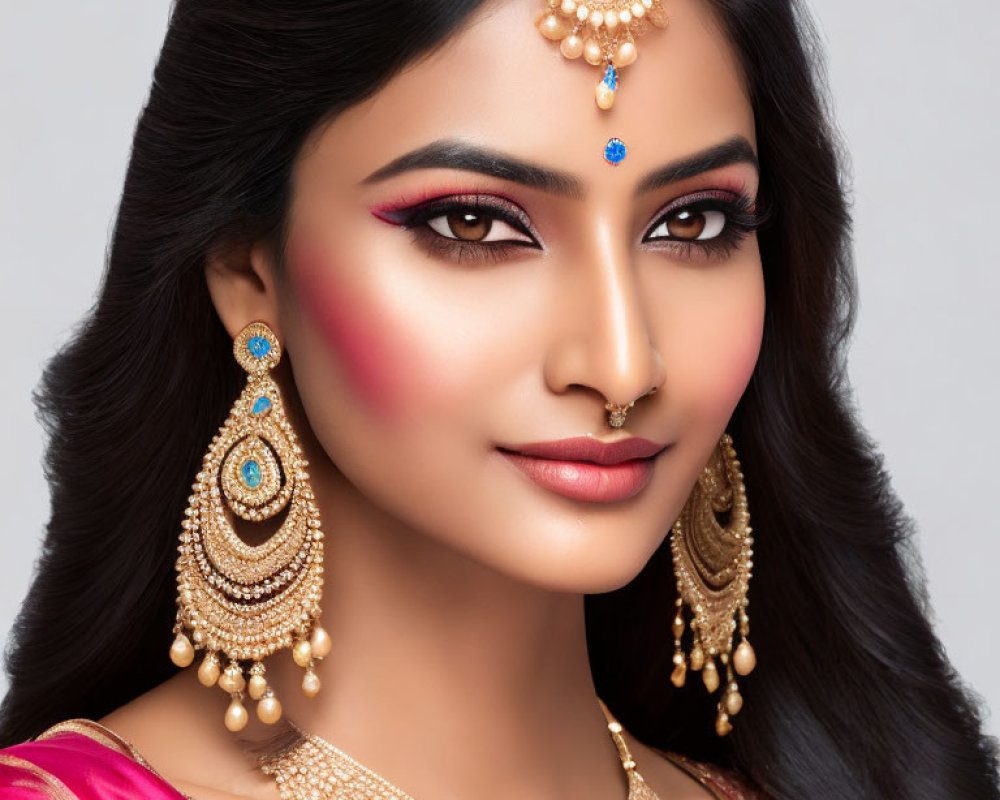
360,135,758,199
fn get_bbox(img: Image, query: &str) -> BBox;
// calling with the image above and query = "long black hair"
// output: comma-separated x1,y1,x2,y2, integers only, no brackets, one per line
2,1,997,797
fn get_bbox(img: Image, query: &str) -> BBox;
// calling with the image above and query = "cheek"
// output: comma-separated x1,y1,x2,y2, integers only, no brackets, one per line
287,244,417,422
664,264,765,421
708,302,764,401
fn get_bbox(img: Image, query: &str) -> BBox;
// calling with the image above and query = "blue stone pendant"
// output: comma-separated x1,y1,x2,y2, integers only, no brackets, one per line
603,63,619,91
604,137,627,166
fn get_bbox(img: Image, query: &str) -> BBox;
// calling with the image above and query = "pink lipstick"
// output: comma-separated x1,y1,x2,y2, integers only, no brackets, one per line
497,437,667,503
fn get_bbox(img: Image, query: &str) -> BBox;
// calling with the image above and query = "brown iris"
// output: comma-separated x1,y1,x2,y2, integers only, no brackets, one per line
446,211,492,241
666,208,706,239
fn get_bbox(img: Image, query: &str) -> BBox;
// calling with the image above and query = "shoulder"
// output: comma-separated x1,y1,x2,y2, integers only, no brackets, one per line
649,746,765,800
0,719,188,800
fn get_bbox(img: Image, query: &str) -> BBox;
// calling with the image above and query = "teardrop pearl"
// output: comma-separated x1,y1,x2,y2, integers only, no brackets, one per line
292,639,313,668
689,645,705,671
257,694,283,725
310,626,332,659
538,13,569,40
560,34,584,59
702,658,720,692
197,653,220,687
724,687,744,716
595,82,615,110
219,664,245,694
302,669,321,698
715,711,733,737
733,639,757,675
169,634,195,668
615,41,637,67
670,661,687,688
583,38,603,65
225,698,249,732
248,674,268,700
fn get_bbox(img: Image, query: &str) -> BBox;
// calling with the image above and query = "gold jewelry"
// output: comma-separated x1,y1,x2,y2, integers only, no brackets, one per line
258,698,660,800
169,321,331,732
668,432,756,736
605,399,635,428
605,386,657,428
599,698,660,800
535,0,670,110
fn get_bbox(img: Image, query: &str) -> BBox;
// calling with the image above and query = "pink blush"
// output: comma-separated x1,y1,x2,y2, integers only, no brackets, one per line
288,246,405,420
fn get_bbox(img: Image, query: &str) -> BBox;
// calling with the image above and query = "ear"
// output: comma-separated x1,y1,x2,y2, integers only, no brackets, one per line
205,237,284,341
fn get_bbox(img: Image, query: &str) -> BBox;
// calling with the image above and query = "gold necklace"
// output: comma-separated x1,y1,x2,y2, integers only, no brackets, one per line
258,698,661,800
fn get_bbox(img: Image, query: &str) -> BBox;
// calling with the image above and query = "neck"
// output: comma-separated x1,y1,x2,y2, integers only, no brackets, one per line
260,467,630,800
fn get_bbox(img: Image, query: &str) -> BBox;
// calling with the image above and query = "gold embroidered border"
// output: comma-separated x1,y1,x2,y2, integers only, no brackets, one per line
0,753,79,800
37,719,137,762
34,718,194,800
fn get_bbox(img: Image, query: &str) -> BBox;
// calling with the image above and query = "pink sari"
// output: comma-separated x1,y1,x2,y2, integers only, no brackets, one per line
0,719,187,799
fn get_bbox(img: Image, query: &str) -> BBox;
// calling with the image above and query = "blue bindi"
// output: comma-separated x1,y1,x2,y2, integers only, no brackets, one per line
604,137,627,166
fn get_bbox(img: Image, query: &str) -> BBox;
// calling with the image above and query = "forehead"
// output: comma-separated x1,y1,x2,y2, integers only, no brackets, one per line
305,0,754,193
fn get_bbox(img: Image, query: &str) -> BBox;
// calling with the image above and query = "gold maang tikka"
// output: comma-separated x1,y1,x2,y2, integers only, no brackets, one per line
535,0,670,110
170,321,331,732
669,432,756,736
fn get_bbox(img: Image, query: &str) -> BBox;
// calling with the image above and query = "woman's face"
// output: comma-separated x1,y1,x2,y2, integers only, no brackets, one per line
273,0,763,592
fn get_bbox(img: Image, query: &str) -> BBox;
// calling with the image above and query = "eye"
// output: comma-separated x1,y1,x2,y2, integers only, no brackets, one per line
641,190,768,261
425,208,535,245
384,194,542,265
645,207,726,242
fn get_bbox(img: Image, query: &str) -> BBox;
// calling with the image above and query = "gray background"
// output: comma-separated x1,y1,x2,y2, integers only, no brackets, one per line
2,2,997,739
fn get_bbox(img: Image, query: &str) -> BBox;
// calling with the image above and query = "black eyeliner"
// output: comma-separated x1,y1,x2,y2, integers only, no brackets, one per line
396,195,536,240
392,189,769,265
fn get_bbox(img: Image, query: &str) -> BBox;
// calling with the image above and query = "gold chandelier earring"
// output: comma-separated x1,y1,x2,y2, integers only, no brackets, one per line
668,432,756,737
169,321,330,732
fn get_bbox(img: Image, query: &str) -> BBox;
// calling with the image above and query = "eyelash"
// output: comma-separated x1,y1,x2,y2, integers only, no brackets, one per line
391,191,771,265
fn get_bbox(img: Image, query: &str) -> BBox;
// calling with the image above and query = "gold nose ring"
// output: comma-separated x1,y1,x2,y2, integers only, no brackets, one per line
604,400,635,428
604,386,658,428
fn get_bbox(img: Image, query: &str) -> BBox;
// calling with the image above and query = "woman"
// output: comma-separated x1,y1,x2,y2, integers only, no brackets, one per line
0,0,997,798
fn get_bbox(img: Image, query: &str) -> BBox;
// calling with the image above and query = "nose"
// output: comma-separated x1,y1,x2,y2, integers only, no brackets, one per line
543,223,666,417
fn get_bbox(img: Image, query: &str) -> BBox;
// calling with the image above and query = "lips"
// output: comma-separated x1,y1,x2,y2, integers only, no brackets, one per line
497,437,667,503
502,436,666,466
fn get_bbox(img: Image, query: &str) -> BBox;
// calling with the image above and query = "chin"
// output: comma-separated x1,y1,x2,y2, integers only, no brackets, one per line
465,528,668,595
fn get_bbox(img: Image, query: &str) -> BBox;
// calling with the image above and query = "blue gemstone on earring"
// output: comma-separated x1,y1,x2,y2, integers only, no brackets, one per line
247,336,271,358
252,396,272,415
602,63,619,91
241,460,262,489
604,137,627,165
